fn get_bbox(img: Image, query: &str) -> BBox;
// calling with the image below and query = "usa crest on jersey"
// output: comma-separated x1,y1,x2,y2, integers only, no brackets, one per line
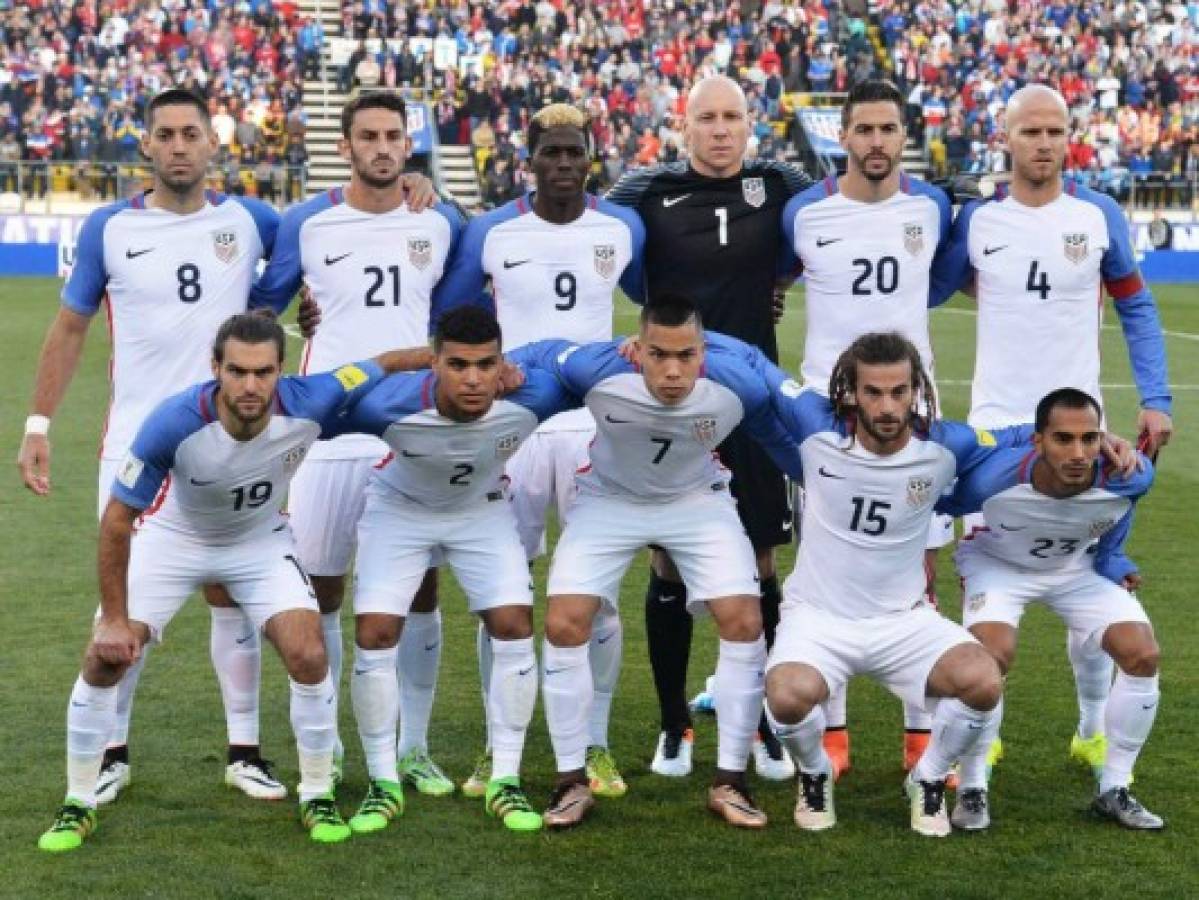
903,222,924,256
212,229,238,264
1063,232,1089,264
742,177,766,208
282,444,308,475
692,416,719,445
593,243,616,279
1089,518,1116,539
907,475,933,507
495,430,521,460
408,237,432,271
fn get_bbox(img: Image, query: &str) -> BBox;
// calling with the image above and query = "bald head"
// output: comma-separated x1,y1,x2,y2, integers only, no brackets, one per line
1005,84,1069,130
1004,84,1069,194
684,75,749,178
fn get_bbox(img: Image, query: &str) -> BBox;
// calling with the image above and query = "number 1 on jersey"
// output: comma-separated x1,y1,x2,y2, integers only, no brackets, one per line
715,207,728,246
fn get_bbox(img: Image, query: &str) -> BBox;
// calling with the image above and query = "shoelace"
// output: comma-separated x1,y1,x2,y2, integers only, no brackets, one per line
244,757,280,781
1114,788,1143,813
491,784,534,815
960,789,987,813
918,780,946,816
360,783,400,815
52,804,92,832
304,798,341,825
662,731,684,758
801,773,828,811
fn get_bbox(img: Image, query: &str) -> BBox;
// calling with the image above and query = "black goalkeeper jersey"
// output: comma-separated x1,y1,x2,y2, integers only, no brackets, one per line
606,159,812,361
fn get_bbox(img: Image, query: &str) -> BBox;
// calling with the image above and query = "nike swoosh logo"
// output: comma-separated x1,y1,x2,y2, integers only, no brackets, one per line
503,258,531,269
662,194,691,207
818,466,844,479
1142,703,1158,710
352,668,368,676
190,477,216,486
998,523,1026,531
71,701,87,707
400,450,427,458
424,642,440,652
659,595,678,604
518,665,535,676
235,634,254,645
544,667,567,675
126,247,154,258
596,633,614,645
815,237,841,247
324,252,352,265
983,245,1007,256
604,413,633,424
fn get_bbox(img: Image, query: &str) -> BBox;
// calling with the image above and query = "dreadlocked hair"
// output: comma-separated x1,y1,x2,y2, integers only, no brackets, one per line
828,331,937,442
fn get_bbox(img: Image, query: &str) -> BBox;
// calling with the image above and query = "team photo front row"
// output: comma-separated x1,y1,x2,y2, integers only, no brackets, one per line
37,299,1163,850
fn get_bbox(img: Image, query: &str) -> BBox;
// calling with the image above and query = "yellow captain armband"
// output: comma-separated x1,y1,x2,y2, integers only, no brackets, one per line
974,428,997,447
333,364,369,392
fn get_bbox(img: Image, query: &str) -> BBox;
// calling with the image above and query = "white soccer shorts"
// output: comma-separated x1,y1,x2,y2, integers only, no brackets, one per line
505,410,594,560
957,543,1151,647
546,486,760,612
768,599,977,712
288,456,381,576
126,519,319,642
352,485,532,618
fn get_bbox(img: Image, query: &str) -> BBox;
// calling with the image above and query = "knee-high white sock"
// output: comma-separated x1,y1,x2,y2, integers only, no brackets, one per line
765,702,829,774
957,696,1003,790
351,644,401,783
66,676,119,806
823,682,848,730
542,641,591,772
903,701,933,732
397,611,442,757
291,673,337,802
488,636,538,780
1101,671,1160,793
912,697,996,783
210,606,261,747
477,622,493,751
713,637,766,772
1068,629,1114,739
108,647,148,747
321,612,344,756
588,607,622,748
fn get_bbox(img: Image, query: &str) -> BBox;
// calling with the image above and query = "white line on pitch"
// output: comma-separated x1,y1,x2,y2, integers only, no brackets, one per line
935,379,1199,390
283,325,303,339
933,306,1199,342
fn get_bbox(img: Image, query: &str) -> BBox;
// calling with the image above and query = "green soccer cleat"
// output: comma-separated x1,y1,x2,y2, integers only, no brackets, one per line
398,748,455,797
586,745,628,798
987,737,1005,770
299,795,352,844
1070,733,1107,779
485,777,543,832
461,751,492,799
38,800,97,852
348,780,404,834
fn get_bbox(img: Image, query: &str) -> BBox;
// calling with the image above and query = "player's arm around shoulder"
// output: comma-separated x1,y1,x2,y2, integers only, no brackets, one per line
712,353,804,481
282,357,391,431
248,195,320,314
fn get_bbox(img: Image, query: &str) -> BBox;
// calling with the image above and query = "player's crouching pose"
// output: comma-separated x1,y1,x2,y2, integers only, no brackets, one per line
940,388,1163,831
38,313,423,851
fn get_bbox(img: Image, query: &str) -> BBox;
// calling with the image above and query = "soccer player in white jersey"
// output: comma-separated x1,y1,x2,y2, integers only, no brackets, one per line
17,89,287,804
781,78,959,779
941,84,1173,778
254,91,463,797
433,103,646,799
36,313,428,851
535,297,804,830
333,307,577,834
938,388,1162,831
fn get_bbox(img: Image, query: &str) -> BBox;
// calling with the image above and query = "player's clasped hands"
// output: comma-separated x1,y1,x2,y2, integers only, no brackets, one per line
91,619,141,668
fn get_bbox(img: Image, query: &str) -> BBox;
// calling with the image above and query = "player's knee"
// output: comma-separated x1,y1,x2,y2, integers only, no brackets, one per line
544,605,591,647
484,606,533,641
282,641,329,684
355,615,402,650
712,600,762,643
959,653,1003,711
81,647,128,687
1118,639,1160,677
764,674,816,725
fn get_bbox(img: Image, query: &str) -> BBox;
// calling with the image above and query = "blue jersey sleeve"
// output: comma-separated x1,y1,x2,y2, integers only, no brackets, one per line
934,448,1025,517
249,193,331,313
932,199,981,307
596,197,647,304
61,201,128,315
109,386,208,509
232,195,280,260
278,359,386,434
910,179,956,307
704,347,803,480
507,367,581,421
329,371,428,439
431,204,518,322
1093,505,1140,584
552,340,634,396
1085,188,1171,414
930,419,1032,475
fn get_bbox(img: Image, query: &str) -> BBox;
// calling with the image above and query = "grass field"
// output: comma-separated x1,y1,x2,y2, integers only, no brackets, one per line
1,277,1196,899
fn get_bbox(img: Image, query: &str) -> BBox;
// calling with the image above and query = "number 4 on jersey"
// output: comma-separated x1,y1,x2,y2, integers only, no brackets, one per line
1026,261,1051,300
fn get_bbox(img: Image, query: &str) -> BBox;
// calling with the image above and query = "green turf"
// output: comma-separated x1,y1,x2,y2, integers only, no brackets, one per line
2,277,1196,898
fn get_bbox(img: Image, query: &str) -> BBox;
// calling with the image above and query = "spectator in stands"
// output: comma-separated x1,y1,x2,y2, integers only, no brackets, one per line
235,108,261,163
0,130,20,193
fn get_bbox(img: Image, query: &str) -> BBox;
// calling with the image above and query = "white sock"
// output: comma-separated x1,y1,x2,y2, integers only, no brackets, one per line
903,701,933,732
1101,671,1160,793
823,682,848,730
477,622,493,752
108,647,148,747
1068,630,1114,739
351,644,400,783
588,607,622,748
397,611,442,758
210,606,261,747
542,641,591,772
488,636,538,780
713,637,766,772
321,612,344,757
765,702,829,774
291,673,337,801
957,696,1003,790
66,676,119,807
912,697,996,783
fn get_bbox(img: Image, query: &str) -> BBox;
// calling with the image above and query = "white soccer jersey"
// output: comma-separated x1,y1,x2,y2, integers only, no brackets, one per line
782,173,951,395
946,183,1171,428
255,188,463,459
62,191,278,460
434,192,646,352
111,361,385,543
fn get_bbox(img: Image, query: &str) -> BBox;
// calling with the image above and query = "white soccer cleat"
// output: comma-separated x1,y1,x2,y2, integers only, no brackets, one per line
794,769,836,831
950,788,991,831
904,773,951,837
94,760,131,805
225,757,288,800
650,728,694,777
753,732,796,781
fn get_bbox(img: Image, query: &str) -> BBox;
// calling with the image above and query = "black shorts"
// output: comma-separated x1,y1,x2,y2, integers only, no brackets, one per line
717,425,793,551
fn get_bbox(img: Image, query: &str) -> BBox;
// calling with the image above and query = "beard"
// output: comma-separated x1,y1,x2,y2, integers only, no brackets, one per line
857,407,910,445
851,148,897,182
